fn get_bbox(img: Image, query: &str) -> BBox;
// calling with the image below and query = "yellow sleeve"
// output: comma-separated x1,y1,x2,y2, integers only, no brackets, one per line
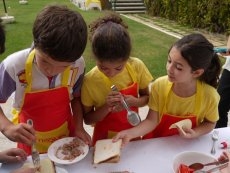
148,76,168,115
129,57,153,89
200,84,220,123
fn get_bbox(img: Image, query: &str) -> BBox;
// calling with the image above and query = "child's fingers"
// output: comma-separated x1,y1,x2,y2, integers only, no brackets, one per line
112,134,120,142
112,133,131,148
13,124,36,145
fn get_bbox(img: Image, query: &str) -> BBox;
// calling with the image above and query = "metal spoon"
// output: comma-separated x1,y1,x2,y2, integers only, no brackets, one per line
189,159,229,171
211,130,219,155
27,119,40,171
111,85,141,126
193,162,229,173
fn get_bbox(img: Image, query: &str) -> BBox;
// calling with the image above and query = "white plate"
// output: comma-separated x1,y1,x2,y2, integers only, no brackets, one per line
48,137,89,165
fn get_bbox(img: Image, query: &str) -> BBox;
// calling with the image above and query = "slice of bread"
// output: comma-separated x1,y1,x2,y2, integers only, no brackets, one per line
169,119,192,135
22,158,56,173
93,139,122,164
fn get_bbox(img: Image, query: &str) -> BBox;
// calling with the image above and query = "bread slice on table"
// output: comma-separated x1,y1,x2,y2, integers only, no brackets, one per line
22,158,56,173
94,139,122,164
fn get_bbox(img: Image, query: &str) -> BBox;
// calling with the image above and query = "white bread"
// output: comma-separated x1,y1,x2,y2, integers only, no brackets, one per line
93,139,122,164
22,158,56,173
169,119,192,135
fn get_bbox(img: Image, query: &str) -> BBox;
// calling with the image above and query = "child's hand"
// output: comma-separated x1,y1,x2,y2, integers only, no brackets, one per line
218,151,230,173
123,95,137,107
0,148,27,163
178,127,196,138
2,123,36,146
218,151,230,161
75,128,92,146
106,91,123,112
112,129,133,147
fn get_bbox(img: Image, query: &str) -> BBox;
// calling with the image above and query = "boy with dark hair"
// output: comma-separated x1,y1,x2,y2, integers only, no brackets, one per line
0,5,91,155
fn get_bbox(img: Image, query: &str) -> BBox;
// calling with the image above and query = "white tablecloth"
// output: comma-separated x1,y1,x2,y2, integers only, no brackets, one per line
1,127,230,173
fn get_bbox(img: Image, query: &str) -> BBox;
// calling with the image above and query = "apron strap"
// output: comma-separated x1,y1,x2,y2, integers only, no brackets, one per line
25,49,34,92
61,67,71,87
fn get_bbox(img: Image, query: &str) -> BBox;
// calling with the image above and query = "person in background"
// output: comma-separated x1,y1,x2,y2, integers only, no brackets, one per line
81,12,153,145
216,36,230,128
0,18,35,173
113,33,221,146
0,5,91,155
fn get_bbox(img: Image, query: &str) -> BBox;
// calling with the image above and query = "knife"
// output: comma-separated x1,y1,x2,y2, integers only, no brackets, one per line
27,119,41,171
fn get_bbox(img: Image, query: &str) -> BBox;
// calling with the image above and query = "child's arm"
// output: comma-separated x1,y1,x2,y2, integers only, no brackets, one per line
83,90,121,124
123,87,150,108
83,104,111,125
71,97,91,145
113,109,158,146
218,151,230,173
0,107,35,146
178,120,216,138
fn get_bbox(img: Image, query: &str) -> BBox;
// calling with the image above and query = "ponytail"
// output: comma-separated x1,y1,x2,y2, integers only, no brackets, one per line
173,33,221,88
200,53,221,88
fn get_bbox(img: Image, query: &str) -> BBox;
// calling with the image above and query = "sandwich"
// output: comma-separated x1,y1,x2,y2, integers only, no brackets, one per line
22,158,56,173
93,139,122,164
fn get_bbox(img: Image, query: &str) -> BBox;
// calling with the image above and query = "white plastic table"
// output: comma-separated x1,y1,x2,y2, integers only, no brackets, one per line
1,127,230,173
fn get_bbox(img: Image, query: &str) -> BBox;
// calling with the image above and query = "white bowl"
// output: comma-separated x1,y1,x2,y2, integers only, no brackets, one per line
172,151,217,173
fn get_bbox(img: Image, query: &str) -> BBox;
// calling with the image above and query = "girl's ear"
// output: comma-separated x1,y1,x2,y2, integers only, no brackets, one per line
192,69,204,78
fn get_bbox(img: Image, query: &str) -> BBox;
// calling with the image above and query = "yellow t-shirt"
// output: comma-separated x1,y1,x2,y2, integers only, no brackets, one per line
148,76,219,124
81,57,153,108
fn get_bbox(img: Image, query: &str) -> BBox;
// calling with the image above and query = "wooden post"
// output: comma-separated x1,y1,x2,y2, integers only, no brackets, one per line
3,0,8,14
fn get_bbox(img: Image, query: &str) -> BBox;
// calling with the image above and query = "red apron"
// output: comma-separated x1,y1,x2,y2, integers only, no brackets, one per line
17,50,75,154
92,64,139,145
143,82,201,139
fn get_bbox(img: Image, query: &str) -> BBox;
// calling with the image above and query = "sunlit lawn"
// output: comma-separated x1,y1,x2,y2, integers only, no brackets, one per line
0,0,177,77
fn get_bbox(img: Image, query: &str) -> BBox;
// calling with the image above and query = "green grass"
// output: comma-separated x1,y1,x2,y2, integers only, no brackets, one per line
0,0,177,78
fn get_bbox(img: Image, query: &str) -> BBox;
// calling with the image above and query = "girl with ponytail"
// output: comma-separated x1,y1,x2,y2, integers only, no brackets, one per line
114,33,221,146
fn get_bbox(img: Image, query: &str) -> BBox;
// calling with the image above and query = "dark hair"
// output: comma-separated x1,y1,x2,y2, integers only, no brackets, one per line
0,19,5,54
89,12,131,62
33,5,87,62
172,33,221,88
